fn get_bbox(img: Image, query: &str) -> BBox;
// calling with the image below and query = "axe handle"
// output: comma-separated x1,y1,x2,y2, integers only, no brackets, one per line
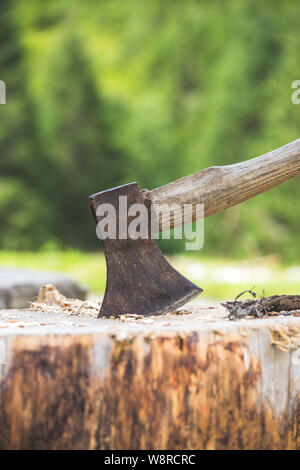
144,138,300,232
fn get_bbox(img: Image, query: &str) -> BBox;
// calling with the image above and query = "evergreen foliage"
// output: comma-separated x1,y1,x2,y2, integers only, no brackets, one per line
0,0,299,261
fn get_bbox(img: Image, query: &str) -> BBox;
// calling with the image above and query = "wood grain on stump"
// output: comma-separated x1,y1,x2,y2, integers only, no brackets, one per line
0,305,299,449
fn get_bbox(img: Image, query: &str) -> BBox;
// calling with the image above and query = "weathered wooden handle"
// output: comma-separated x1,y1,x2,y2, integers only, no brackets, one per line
145,139,300,232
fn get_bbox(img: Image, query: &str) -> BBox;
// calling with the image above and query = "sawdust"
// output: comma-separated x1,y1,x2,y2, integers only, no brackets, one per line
119,314,143,322
29,284,100,317
28,285,212,320
269,324,300,353
170,307,216,316
170,308,193,315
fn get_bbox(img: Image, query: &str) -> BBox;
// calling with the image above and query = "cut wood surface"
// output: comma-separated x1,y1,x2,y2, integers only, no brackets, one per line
144,139,300,231
0,305,299,449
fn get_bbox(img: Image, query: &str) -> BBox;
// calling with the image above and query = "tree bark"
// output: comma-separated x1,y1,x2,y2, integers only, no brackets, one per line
0,307,299,449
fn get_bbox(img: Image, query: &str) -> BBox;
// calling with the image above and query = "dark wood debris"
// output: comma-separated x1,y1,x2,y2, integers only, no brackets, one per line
222,295,300,320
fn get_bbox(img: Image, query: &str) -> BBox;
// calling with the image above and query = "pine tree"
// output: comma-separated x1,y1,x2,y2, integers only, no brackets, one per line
41,34,126,247
0,0,55,249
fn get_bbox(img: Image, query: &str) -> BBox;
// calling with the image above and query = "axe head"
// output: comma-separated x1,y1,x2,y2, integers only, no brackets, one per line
89,182,202,317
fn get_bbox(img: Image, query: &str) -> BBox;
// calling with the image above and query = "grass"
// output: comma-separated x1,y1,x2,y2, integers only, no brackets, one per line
0,250,299,302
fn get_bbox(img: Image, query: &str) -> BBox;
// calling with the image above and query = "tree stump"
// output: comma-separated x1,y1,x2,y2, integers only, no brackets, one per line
0,305,299,449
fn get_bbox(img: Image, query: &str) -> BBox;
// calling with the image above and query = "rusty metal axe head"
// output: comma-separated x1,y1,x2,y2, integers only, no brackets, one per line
89,182,202,318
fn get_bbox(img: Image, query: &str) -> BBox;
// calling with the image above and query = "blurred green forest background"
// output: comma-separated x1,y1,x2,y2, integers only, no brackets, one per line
0,0,299,268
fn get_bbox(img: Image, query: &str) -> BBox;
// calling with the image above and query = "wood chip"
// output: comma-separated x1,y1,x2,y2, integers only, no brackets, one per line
28,284,101,317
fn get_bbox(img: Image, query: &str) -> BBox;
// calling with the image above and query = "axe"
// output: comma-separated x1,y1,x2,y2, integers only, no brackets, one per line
89,138,300,318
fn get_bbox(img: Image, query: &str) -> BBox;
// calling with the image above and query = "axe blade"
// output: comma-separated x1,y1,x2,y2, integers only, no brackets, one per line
89,182,202,317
